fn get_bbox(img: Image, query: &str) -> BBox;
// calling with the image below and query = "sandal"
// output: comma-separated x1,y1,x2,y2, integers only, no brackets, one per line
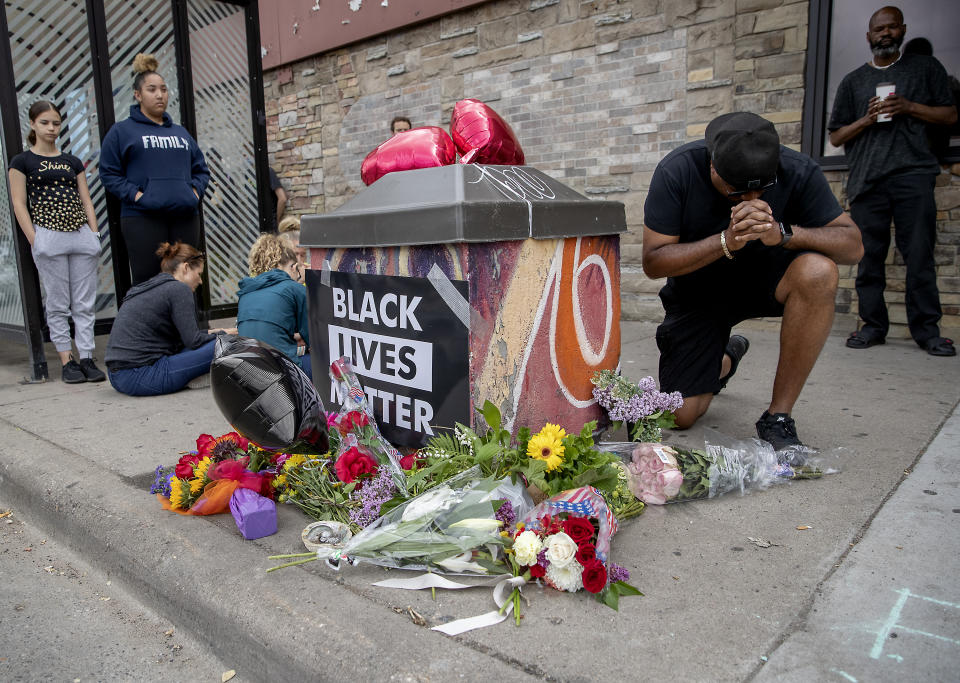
924,337,956,357
846,330,885,349
715,335,749,394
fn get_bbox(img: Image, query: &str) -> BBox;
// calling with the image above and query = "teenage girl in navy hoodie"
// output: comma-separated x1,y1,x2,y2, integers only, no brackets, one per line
99,53,210,285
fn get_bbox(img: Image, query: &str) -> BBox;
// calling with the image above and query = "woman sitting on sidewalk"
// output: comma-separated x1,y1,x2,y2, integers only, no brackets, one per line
105,242,236,396
237,234,312,379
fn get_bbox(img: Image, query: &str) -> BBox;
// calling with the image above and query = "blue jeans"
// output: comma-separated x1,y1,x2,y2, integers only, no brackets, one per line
108,340,216,396
299,353,313,381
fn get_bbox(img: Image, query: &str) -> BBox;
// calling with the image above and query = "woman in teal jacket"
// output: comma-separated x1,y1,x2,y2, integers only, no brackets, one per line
237,234,311,379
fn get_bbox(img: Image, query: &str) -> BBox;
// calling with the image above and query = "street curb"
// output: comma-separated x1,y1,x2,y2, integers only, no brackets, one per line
0,418,538,682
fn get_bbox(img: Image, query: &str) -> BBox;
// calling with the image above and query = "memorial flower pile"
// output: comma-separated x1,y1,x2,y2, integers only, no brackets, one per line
591,369,683,443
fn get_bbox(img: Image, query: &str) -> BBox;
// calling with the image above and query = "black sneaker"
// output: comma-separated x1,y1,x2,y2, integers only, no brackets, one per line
756,411,802,451
79,357,106,382
715,334,750,394
62,359,86,384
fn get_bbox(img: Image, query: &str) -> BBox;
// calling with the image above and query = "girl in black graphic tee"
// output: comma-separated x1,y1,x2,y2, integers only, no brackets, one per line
99,53,210,284
8,100,106,383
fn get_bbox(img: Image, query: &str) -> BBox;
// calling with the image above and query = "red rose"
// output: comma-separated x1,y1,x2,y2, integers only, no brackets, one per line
575,543,596,566
337,411,370,435
174,453,202,479
529,564,546,579
400,452,422,470
330,359,346,380
563,516,596,545
195,434,216,456
580,559,608,594
334,446,378,484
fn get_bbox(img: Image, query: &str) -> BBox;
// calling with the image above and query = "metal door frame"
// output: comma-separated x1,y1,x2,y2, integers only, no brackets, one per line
0,0,269,379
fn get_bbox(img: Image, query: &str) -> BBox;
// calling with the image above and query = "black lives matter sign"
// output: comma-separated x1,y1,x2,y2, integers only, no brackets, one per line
306,270,470,448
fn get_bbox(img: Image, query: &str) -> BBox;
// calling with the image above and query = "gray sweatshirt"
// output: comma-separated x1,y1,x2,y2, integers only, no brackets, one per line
105,273,215,370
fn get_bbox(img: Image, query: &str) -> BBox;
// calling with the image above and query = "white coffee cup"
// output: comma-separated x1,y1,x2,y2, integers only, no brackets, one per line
876,82,895,122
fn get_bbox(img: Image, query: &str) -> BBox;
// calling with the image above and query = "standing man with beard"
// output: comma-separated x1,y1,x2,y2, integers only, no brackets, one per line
829,6,958,356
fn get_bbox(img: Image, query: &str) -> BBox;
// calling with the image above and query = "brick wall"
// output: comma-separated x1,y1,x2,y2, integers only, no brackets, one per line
262,0,960,340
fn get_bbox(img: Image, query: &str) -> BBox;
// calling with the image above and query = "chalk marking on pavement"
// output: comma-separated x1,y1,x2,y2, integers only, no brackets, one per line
830,669,858,682
870,588,910,659
870,588,960,660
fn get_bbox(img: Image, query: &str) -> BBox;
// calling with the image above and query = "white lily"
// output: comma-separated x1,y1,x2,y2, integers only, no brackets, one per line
447,518,503,532
436,551,488,574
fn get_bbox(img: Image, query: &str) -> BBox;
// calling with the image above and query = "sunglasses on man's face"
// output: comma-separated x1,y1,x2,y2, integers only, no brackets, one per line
726,177,777,198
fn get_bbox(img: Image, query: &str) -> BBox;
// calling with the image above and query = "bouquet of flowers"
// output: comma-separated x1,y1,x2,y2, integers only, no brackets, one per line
268,474,529,574
604,430,840,506
329,357,408,494
272,452,360,527
511,487,641,610
591,369,683,443
151,431,281,515
412,401,642,520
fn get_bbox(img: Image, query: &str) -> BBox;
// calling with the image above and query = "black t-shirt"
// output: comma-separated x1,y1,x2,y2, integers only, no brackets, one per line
828,53,953,202
9,150,88,231
643,140,843,308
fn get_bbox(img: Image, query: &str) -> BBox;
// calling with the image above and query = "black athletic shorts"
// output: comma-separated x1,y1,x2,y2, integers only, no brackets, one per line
656,250,801,398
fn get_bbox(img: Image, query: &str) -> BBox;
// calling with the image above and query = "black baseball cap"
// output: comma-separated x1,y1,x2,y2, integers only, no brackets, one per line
705,112,780,191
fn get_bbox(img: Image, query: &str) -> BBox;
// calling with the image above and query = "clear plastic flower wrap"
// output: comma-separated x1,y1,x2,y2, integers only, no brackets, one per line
601,429,842,505
318,474,533,573
328,356,407,494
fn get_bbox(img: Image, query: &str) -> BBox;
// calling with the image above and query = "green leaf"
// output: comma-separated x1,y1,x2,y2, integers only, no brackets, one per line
481,400,501,432
602,587,620,610
612,581,643,597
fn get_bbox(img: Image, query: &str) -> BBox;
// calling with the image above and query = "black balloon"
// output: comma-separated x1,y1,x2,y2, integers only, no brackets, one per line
210,336,329,454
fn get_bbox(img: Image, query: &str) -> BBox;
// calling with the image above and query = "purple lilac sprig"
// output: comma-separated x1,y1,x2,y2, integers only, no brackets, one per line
596,387,683,423
608,562,630,583
348,467,397,528
495,500,516,527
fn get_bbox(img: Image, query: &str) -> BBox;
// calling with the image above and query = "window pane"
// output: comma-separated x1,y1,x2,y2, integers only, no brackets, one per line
188,0,259,306
824,0,960,156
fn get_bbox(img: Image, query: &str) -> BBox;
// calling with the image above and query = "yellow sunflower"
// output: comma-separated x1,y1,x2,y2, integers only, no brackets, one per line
527,423,567,472
168,478,189,510
194,457,213,480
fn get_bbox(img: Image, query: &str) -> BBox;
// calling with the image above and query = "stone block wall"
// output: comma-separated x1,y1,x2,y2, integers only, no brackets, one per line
262,0,960,340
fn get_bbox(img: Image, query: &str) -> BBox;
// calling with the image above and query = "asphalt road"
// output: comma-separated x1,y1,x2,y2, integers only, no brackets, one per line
0,501,247,683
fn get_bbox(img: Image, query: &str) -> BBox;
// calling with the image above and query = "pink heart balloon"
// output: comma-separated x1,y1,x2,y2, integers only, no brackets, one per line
360,126,457,186
450,98,525,166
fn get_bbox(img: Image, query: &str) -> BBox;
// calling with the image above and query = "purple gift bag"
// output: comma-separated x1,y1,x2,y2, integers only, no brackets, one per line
229,488,278,540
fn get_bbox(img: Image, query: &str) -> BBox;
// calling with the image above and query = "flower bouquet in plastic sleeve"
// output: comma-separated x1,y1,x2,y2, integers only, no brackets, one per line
602,429,842,505
268,472,532,574
328,356,407,495
513,487,641,610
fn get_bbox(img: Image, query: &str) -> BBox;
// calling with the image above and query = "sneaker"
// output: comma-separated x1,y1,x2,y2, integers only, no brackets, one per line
715,334,750,394
61,359,86,384
187,373,211,390
756,411,802,451
79,357,106,382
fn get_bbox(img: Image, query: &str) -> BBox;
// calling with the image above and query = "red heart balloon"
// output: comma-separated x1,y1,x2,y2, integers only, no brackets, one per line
360,126,457,185
450,98,525,165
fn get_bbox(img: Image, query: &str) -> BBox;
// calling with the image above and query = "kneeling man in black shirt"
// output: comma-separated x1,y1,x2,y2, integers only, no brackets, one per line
642,112,863,450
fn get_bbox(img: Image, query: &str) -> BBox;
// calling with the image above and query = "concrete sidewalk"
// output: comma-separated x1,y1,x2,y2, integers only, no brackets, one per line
0,321,957,681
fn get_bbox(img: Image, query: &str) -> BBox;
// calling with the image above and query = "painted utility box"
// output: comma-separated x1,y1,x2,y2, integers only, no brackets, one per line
301,164,624,448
